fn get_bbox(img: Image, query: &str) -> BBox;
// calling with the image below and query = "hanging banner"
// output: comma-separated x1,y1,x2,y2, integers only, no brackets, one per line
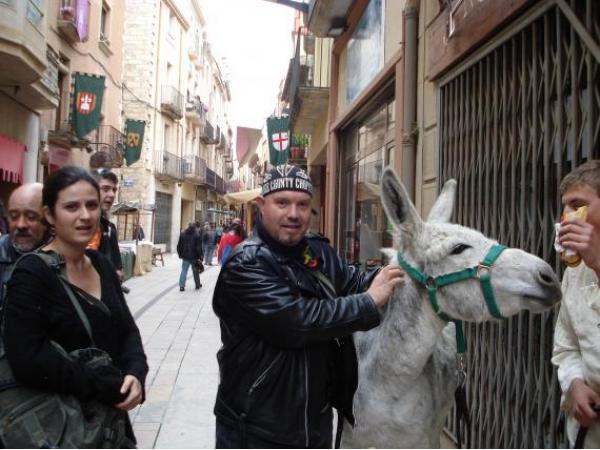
124,119,146,166
71,72,105,139
266,116,290,166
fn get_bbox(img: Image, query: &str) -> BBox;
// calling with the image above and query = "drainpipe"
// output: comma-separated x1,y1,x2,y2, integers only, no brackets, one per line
402,0,419,200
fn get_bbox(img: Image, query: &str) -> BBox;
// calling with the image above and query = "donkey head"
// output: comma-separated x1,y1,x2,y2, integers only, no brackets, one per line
380,167,562,322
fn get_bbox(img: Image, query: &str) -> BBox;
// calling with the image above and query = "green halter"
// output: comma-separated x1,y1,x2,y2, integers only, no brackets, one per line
396,244,506,354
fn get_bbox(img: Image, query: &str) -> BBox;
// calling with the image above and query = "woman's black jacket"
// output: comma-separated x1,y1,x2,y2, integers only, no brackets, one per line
212,233,381,447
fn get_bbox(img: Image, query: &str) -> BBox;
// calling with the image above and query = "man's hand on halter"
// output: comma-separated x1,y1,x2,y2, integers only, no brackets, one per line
569,378,600,427
367,265,406,307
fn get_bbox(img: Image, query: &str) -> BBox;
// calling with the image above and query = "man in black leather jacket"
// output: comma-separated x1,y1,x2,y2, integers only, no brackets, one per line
0,183,46,289
212,165,405,448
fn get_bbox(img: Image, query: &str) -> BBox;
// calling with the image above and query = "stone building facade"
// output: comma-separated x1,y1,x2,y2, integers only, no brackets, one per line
119,0,233,251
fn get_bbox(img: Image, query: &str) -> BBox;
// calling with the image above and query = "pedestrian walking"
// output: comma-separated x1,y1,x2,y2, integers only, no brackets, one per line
217,223,244,265
177,222,203,291
552,160,600,448
0,183,47,286
202,222,216,266
2,166,148,446
212,164,405,448
88,168,123,281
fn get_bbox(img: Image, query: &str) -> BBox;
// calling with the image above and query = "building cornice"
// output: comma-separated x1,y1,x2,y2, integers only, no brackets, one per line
164,0,190,31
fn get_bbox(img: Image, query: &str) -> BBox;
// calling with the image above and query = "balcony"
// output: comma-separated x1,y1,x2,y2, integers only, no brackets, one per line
217,131,227,150
283,31,330,134
215,174,226,196
223,144,233,162
4,46,60,110
185,96,206,127
87,125,125,168
57,0,90,43
154,150,184,181
161,85,184,120
225,161,234,176
184,155,206,184
200,120,218,144
0,0,48,87
205,167,216,188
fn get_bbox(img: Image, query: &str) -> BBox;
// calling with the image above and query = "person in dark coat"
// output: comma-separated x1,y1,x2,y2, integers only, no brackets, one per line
0,183,47,290
177,222,203,291
89,169,123,280
212,164,405,448
3,166,148,444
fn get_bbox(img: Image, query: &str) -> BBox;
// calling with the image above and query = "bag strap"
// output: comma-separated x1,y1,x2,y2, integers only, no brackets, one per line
36,252,96,347
8,251,96,347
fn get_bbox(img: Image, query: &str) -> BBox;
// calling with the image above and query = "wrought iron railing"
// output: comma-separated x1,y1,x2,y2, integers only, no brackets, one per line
283,28,330,115
215,174,226,195
154,150,184,180
201,120,217,144
185,96,206,124
184,155,206,183
87,125,124,168
205,167,216,187
160,85,184,119
438,1,600,447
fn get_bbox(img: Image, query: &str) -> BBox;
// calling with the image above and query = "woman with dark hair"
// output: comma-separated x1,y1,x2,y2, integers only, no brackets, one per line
2,166,148,444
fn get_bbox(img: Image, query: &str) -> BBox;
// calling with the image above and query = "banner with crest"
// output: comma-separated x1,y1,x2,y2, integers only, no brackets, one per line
71,73,105,139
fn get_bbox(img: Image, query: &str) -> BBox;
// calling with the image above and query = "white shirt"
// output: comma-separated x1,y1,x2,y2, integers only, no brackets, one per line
552,263,600,448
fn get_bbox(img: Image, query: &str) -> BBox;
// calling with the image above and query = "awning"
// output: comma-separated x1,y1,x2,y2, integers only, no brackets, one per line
110,201,156,215
223,188,261,205
0,134,26,183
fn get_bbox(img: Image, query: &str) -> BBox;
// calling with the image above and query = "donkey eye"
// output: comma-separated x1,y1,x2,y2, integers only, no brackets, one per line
450,244,472,255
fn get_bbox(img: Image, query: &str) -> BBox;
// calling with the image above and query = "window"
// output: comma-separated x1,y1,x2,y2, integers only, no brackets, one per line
346,0,384,104
338,96,395,267
27,0,44,28
163,124,170,151
99,1,110,41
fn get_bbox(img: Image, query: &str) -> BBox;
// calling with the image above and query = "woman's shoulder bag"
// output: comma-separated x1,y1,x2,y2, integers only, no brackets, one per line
0,250,136,448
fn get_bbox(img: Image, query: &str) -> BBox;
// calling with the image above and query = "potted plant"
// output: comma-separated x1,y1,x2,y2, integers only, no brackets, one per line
291,134,308,159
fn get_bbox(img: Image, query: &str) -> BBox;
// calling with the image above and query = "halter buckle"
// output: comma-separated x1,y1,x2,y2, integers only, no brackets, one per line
476,263,491,280
425,276,437,290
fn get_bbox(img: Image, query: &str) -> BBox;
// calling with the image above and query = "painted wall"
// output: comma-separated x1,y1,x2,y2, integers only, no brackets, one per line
415,0,441,217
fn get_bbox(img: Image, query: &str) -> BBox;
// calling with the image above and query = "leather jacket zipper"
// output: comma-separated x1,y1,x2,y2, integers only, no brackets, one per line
248,354,280,394
304,349,309,447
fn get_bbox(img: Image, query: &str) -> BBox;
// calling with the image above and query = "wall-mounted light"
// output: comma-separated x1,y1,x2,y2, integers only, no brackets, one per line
327,17,347,38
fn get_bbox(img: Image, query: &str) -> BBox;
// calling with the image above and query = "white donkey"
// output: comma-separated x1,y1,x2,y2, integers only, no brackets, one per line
342,168,563,448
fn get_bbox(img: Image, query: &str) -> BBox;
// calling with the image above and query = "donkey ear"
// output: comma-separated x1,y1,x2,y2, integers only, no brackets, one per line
380,167,422,236
426,179,457,223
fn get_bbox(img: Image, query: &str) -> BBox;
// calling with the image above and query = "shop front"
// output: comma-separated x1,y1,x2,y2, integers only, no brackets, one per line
337,92,396,268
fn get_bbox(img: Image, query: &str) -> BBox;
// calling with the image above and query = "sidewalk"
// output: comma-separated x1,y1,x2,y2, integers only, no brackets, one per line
124,254,221,448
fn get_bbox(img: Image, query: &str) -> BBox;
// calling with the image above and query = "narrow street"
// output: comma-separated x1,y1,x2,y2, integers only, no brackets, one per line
124,255,221,448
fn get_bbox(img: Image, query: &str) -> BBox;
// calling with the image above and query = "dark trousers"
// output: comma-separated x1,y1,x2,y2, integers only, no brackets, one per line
215,419,332,449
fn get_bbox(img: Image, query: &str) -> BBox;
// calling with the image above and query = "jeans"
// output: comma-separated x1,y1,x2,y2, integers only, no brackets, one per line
179,259,200,289
204,245,215,265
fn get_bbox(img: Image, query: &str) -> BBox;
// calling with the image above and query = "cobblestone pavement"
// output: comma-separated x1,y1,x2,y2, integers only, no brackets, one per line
123,254,221,448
